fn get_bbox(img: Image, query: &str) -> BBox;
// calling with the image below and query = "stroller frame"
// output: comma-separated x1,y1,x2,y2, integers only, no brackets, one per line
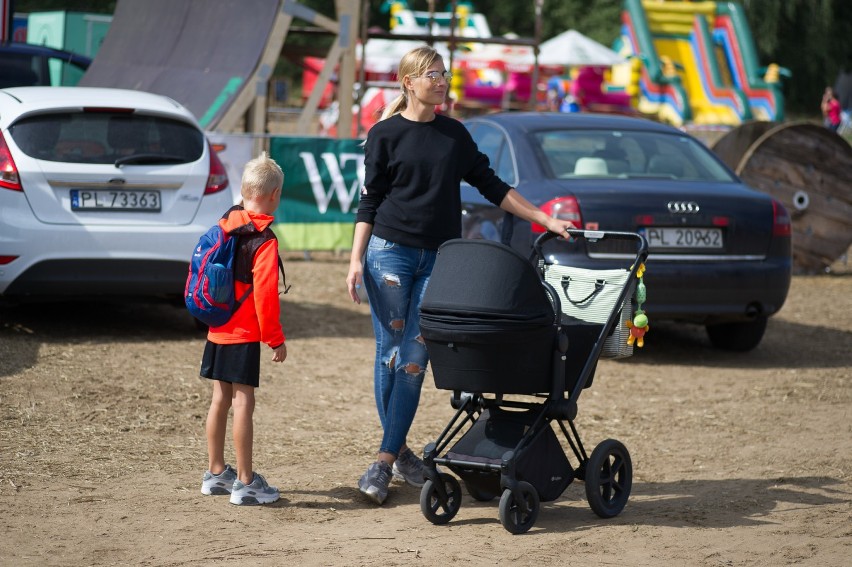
419,229,649,534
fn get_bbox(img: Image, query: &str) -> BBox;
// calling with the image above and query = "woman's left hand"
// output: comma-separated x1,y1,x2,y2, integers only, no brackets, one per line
544,218,577,236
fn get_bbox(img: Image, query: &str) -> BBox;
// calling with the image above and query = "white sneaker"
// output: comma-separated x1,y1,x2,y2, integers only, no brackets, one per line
201,464,237,495
229,472,280,505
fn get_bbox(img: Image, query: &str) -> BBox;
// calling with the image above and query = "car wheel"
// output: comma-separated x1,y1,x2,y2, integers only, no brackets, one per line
705,316,768,352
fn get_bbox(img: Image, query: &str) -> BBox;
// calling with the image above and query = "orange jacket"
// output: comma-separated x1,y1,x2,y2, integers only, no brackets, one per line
207,208,285,349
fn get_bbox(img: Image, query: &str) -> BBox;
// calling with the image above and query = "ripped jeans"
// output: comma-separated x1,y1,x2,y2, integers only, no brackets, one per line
363,234,437,457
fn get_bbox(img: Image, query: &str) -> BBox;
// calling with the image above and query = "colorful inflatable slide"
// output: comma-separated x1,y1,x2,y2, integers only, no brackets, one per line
616,0,785,126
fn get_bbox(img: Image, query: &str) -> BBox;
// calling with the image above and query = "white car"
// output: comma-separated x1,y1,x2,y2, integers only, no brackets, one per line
0,86,232,301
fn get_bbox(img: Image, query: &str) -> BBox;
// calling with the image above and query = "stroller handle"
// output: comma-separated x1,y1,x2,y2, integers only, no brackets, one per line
532,229,649,264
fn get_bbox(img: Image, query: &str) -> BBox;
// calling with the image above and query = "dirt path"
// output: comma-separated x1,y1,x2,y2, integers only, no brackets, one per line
1,255,850,566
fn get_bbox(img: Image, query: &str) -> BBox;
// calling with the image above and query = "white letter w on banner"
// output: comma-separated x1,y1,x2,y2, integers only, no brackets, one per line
299,152,365,214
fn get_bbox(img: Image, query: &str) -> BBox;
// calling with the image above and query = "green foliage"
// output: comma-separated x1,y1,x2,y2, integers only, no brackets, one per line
12,0,850,115
737,0,851,113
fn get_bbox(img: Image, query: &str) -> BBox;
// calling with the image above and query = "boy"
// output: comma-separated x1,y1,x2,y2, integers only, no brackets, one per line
199,152,287,506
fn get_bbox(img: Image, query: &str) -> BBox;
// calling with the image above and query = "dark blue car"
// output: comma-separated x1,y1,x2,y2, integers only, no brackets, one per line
460,112,792,351
0,42,92,88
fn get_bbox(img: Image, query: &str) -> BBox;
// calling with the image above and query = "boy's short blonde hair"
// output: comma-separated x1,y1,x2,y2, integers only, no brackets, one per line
241,151,284,200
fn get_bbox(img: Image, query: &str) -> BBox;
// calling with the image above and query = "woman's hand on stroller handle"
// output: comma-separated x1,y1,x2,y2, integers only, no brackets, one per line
532,229,650,261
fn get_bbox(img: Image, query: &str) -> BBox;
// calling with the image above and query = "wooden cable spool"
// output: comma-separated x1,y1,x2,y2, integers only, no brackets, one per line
712,121,852,273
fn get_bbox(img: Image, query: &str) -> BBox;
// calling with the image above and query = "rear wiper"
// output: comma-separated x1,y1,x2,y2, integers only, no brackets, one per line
115,154,186,167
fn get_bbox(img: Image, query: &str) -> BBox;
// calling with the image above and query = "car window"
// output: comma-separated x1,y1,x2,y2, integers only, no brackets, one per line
8,112,204,164
0,50,89,88
534,129,736,182
0,52,49,87
469,123,517,186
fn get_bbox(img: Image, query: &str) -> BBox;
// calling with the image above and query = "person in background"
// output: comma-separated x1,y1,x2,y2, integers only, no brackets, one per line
821,86,842,132
345,45,576,506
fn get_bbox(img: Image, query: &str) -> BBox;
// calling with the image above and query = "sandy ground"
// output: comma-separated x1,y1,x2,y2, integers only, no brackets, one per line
1,253,850,566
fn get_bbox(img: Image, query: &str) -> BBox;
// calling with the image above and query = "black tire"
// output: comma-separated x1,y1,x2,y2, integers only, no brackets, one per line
498,481,540,534
420,473,462,525
585,439,632,518
465,481,497,502
706,316,767,351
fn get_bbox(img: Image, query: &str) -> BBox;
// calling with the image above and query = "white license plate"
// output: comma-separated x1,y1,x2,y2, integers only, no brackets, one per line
642,227,723,249
71,189,161,212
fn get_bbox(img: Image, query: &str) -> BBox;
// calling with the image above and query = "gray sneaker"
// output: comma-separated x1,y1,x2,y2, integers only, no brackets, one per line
392,448,428,488
358,461,393,505
201,464,237,495
229,472,280,506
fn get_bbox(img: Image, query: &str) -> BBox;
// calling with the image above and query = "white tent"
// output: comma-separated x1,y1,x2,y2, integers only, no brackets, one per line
538,29,625,67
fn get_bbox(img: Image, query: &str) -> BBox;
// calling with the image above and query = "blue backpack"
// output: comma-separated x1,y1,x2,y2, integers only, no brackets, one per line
184,224,252,327
184,213,289,327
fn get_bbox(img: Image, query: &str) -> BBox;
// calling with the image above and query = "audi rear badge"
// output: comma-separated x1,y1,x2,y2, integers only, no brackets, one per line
667,201,700,213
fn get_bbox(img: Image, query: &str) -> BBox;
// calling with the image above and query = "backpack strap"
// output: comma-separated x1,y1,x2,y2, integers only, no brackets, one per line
277,255,291,295
234,228,291,293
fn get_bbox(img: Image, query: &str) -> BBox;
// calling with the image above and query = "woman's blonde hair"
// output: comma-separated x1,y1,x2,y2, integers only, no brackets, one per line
379,45,443,121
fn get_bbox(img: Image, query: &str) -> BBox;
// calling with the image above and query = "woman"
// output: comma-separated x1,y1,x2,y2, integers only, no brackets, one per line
821,86,842,132
346,45,574,505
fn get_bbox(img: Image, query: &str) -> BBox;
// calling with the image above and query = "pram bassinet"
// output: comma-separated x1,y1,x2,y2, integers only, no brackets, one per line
417,229,648,534
419,239,556,394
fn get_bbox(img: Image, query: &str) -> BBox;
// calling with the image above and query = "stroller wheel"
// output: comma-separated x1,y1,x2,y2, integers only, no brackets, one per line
585,438,633,518
420,473,462,525
498,481,540,534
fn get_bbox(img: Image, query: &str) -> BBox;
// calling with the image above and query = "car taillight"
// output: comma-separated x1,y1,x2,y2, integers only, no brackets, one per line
0,132,23,192
0,255,18,265
772,199,791,237
205,141,229,195
531,196,582,233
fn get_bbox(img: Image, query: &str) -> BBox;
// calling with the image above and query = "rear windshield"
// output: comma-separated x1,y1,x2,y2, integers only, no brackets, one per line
9,111,204,164
534,129,736,182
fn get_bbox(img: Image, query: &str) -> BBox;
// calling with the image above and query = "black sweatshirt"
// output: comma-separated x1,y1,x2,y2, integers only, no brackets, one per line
356,113,512,250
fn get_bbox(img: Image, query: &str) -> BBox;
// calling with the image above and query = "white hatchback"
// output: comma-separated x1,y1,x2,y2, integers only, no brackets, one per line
0,86,232,301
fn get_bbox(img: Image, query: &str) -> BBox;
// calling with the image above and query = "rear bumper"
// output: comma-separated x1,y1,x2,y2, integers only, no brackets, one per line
4,259,188,297
0,204,215,297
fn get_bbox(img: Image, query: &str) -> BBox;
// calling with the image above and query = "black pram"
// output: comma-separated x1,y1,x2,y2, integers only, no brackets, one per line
417,229,648,534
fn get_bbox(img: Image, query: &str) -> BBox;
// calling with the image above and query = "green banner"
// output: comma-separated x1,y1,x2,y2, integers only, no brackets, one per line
269,137,364,250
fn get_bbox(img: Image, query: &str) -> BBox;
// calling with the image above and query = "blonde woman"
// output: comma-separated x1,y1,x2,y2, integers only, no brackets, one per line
346,45,574,505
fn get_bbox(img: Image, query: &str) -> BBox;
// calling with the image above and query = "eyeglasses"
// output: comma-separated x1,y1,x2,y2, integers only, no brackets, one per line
412,70,453,84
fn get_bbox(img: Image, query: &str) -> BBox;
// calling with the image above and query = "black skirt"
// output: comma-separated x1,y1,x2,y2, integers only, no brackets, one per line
200,341,261,387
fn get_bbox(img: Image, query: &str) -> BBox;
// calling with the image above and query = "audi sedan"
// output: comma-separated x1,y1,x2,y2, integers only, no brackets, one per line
461,112,792,351
0,86,232,302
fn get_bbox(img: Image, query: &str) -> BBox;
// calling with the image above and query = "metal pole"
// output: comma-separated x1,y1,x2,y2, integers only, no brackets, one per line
530,0,543,111
356,0,370,137
448,0,457,98
427,0,435,46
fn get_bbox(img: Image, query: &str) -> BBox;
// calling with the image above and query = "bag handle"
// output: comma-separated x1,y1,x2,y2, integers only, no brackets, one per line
560,275,605,306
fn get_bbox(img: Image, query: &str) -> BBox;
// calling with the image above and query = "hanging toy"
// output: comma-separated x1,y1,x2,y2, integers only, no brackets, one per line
625,263,649,347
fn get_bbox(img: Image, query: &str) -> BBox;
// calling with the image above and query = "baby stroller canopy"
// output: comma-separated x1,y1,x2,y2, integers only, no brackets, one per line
421,239,554,329
420,239,557,394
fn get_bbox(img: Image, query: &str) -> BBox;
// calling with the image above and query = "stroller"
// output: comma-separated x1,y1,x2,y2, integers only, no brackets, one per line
417,229,648,534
